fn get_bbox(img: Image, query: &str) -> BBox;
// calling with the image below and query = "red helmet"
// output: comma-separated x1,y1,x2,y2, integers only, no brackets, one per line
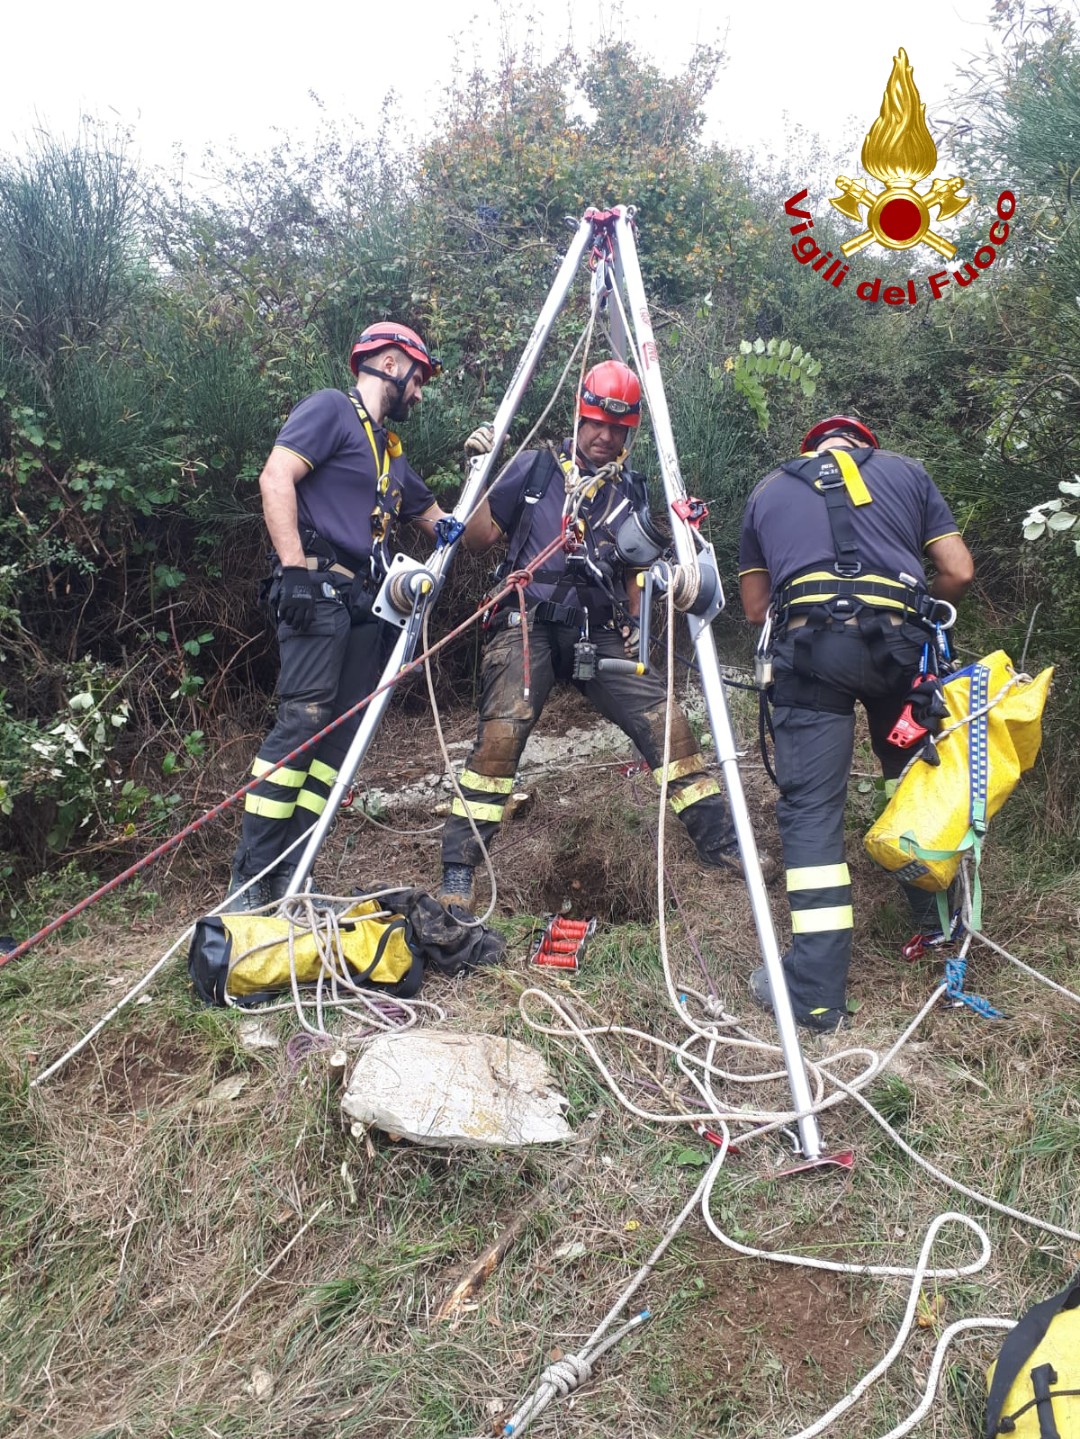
802,415,879,452
349,322,441,382
579,360,641,427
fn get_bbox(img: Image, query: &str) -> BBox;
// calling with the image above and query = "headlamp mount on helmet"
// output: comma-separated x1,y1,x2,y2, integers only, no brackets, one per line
578,360,643,429
579,386,640,421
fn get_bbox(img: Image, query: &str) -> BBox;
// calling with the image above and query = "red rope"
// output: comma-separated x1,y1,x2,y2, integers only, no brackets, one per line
1,532,568,970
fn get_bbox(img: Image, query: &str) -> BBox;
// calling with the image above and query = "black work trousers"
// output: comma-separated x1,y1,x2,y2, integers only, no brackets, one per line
441,615,735,867
231,584,391,881
771,621,942,1021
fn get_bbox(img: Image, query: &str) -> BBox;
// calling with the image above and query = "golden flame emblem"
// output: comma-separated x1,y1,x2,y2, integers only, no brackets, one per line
830,49,969,259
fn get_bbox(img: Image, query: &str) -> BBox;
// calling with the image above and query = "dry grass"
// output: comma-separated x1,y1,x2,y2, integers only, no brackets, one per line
2,690,1079,1439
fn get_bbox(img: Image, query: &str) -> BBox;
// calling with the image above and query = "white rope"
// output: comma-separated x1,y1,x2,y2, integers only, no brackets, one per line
967,921,1080,1007
226,888,446,1041
768,1213,1004,1439
870,1318,1015,1439
503,582,1077,1438
502,1152,722,1436
934,671,1026,744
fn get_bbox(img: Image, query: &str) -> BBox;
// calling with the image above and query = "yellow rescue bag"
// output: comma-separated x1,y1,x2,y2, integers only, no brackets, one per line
985,1279,1080,1438
864,651,1052,912
188,899,421,1006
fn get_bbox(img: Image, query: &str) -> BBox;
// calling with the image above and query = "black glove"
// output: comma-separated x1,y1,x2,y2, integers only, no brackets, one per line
276,567,318,631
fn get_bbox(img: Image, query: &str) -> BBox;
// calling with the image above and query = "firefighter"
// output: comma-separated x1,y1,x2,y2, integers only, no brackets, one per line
225,323,453,910
438,360,768,910
739,415,975,1031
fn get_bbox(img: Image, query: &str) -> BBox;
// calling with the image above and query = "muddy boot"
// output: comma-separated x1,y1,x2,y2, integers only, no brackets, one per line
221,870,273,914
693,836,782,886
437,863,476,912
749,965,846,1034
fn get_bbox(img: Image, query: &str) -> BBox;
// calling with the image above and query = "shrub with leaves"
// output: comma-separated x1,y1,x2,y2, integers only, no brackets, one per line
727,338,821,435
1021,477,1080,551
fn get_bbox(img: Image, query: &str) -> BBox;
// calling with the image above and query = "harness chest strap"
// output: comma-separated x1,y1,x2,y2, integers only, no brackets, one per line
498,449,630,620
347,394,401,544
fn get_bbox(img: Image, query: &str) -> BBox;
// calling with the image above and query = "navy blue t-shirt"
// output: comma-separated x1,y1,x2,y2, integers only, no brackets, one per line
487,443,642,607
739,447,959,591
274,388,435,567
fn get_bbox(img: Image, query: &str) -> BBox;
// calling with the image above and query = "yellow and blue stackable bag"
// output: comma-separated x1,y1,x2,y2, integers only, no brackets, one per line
864,650,1052,914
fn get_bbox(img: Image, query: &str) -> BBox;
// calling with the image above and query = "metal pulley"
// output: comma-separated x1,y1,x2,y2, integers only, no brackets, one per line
372,553,436,627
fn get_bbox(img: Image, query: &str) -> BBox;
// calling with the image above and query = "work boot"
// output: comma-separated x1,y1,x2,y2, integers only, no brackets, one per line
437,863,476,912
221,872,273,914
696,839,782,886
268,865,299,904
748,965,846,1034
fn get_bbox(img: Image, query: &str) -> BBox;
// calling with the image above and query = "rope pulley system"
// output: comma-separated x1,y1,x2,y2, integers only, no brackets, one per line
8,206,1077,1439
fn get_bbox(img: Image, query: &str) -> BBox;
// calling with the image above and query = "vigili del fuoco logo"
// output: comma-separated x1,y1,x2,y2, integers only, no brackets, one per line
783,47,1015,305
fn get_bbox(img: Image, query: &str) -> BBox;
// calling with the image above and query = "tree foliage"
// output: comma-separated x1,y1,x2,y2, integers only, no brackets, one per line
1,20,1079,877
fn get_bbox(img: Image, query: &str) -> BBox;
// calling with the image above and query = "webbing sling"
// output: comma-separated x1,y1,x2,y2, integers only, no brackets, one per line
505,447,563,570
347,393,400,568
502,448,647,620
897,662,991,933
780,447,873,579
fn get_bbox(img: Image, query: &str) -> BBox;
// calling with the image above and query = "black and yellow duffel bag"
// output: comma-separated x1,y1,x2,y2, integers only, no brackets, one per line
986,1277,1080,1438
188,898,423,1007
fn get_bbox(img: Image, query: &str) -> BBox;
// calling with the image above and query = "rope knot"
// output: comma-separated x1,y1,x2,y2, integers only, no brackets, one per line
538,1353,593,1397
701,995,739,1024
945,956,1004,1020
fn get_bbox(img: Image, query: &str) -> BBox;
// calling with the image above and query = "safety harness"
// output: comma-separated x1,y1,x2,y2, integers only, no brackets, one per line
769,447,940,713
490,446,649,636
346,392,404,573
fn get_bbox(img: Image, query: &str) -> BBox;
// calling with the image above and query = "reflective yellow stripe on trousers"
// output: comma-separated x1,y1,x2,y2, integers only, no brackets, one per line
668,776,721,814
787,861,853,934
450,797,505,824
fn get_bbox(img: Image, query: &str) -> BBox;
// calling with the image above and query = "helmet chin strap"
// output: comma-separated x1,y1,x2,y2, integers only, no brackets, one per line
354,361,419,423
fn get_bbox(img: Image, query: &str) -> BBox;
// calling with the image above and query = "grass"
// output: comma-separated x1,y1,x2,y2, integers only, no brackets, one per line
2,696,1079,1439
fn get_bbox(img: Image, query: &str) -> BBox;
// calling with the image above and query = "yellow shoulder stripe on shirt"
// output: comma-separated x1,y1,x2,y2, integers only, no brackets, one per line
924,530,961,549
832,448,872,506
273,444,314,471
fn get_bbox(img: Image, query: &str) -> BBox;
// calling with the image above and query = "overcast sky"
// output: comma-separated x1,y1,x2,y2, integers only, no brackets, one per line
4,0,997,176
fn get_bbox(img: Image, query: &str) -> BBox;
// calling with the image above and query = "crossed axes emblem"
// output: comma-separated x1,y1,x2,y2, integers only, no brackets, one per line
830,175,970,259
